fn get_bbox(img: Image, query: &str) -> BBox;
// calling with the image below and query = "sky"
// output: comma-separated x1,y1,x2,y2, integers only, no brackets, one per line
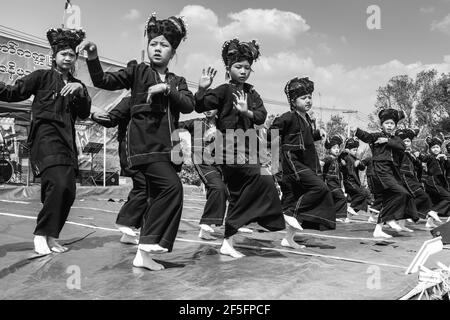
1,0,450,124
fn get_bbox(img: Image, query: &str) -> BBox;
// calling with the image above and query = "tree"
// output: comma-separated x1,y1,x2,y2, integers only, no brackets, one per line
325,114,347,138
415,70,450,135
370,75,418,129
369,70,450,136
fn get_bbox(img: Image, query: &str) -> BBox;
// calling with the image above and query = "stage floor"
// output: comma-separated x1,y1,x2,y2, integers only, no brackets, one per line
0,186,449,300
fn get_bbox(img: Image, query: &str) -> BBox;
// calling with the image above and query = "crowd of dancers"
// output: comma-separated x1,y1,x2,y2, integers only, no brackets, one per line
0,12,449,271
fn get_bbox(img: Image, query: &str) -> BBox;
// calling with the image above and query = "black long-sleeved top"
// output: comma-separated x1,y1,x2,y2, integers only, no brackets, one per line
419,153,449,188
91,96,139,177
87,57,194,168
178,117,217,164
269,111,322,174
340,152,365,187
399,150,425,195
195,83,267,164
322,155,342,190
355,128,405,166
0,68,91,176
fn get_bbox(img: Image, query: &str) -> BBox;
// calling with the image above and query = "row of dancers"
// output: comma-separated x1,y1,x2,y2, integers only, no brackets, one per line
0,12,448,271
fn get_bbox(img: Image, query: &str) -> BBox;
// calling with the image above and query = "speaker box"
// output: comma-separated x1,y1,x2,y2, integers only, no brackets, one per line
430,221,450,245
94,171,119,186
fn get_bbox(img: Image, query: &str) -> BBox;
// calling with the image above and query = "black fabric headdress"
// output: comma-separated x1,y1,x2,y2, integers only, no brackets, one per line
378,108,405,125
345,137,359,149
222,38,261,67
46,28,86,55
395,128,419,140
426,134,444,148
145,12,187,49
284,77,314,107
324,135,343,150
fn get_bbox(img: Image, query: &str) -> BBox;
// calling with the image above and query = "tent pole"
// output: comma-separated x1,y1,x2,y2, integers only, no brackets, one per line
103,127,106,187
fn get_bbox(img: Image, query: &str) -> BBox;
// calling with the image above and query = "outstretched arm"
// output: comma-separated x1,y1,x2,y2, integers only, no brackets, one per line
355,128,374,144
0,71,40,102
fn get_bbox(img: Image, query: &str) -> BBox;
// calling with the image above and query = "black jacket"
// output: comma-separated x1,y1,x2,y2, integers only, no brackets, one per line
340,152,365,187
355,128,405,166
0,68,91,176
195,83,267,164
269,111,322,174
419,153,449,188
178,117,217,165
322,155,342,190
87,58,194,169
92,96,139,177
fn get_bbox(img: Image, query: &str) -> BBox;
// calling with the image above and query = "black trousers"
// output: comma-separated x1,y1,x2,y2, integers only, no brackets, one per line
221,165,285,238
281,167,336,231
344,181,369,212
34,165,76,238
138,162,183,251
194,164,227,226
425,177,450,217
116,171,147,228
331,188,348,219
372,162,419,223
367,176,383,211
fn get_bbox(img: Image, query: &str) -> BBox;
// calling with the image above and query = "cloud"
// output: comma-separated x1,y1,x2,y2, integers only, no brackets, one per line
179,5,309,50
431,14,450,35
122,9,141,21
221,8,310,41
172,5,450,124
420,7,435,14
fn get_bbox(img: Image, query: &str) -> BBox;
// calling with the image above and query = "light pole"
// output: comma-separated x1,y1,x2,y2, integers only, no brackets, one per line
342,110,358,137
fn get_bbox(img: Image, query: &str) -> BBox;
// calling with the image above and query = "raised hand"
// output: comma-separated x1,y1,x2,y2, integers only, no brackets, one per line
76,40,98,59
199,67,217,90
233,91,248,114
374,137,388,145
319,129,327,140
60,82,83,97
91,111,110,122
146,83,169,103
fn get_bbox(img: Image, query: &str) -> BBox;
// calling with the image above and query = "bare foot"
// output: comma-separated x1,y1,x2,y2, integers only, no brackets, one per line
200,224,215,233
425,217,437,229
387,220,403,232
281,226,305,249
132,249,164,271
284,214,303,230
220,238,245,258
238,227,253,233
116,224,137,237
373,224,392,238
198,228,217,240
138,244,168,254
427,211,442,223
120,233,139,245
397,220,414,233
368,215,377,223
47,237,69,253
347,207,358,216
34,235,51,255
